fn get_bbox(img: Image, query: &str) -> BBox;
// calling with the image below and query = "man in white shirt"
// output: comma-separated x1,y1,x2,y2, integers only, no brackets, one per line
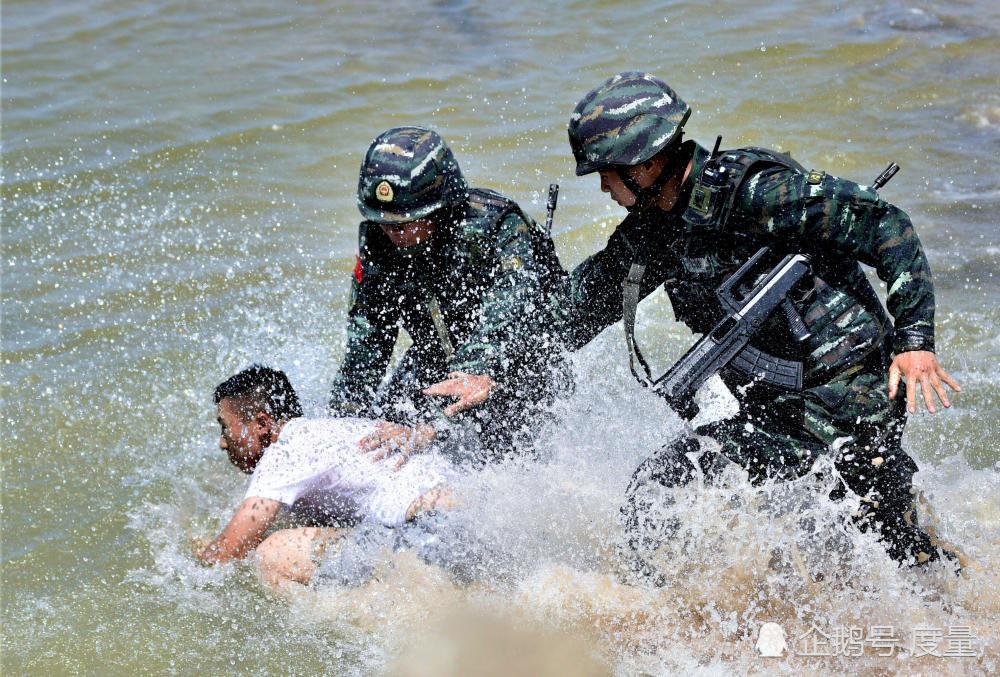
195,365,455,587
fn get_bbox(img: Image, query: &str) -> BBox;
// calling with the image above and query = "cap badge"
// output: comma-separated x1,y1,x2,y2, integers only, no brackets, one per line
376,181,394,202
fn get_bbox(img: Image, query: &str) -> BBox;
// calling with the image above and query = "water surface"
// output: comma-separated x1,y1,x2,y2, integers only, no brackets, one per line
3,1,999,674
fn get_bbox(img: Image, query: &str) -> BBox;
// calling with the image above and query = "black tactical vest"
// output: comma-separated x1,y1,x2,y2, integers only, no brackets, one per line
360,187,563,372
673,147,891,385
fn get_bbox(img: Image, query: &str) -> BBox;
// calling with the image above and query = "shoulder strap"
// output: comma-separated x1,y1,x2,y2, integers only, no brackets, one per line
425,294,455,362
623,262,655,386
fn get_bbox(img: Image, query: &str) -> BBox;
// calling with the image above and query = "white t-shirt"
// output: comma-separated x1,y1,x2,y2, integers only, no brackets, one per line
245,417,456,527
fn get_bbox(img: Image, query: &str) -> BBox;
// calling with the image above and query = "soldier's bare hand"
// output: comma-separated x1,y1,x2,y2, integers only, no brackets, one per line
423,371,496,417
191,536,213,563
888,350,962,414
359,422,435,470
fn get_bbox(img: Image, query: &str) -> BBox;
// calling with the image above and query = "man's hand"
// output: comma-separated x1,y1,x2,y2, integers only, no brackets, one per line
423,371,496,417
191,536,212,559
888,350,962,414
359,422,435,470
405,485,456,521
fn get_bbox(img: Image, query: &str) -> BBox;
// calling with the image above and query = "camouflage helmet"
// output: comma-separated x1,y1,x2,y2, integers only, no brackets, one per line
568,72,691,176
357,126,468,224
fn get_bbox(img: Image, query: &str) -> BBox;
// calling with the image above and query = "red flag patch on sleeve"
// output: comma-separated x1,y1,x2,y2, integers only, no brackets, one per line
353,255,363,284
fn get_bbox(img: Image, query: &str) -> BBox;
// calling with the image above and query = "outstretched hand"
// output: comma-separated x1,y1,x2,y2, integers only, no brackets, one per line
191,536,212,562
359,421,435,470
888,350,962,414
423,371,496,417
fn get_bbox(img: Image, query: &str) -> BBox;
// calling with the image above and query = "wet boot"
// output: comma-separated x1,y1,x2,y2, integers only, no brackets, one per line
835,451,956,568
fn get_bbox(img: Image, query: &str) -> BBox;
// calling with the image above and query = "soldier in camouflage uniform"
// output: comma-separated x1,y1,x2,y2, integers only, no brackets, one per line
328,126,569,466
441,73,961,571
574,72,963,573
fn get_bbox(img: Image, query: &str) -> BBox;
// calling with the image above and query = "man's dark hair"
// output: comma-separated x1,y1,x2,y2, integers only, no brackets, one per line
213,364,303,423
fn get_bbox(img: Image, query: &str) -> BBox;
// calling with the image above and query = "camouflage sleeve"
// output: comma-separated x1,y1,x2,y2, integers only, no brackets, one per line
450,212,564,376
736,167,935,353
328,257,401,415
554,212,671,350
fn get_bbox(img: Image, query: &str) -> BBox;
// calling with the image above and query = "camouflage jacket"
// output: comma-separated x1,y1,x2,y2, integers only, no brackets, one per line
558,141,935,388
329,187,568,433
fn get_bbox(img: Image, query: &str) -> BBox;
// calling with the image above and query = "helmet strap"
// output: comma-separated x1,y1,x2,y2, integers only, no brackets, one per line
617,135,684,214
396,237,434,258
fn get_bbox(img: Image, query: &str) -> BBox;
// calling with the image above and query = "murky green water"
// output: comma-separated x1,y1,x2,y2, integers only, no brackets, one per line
3,1,999,674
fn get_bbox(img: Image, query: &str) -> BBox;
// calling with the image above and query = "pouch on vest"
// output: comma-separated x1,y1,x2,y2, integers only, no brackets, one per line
799,277,886,385
683,147,806,231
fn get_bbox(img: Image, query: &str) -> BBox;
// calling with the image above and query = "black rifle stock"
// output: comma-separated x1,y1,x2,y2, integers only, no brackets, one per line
652,247,811,419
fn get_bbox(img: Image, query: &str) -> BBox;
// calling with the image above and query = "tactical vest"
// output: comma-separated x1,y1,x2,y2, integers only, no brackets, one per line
458,187,565,289
675,147,890,386
684,146,807,231
646,147,808,336
359,187,563,369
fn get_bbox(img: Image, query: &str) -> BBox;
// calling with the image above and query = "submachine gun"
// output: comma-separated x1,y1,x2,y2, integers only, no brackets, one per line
625,162,901,420
647,247,812,420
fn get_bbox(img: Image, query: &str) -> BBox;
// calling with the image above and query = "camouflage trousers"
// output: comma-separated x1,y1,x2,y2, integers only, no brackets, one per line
620,364,943,578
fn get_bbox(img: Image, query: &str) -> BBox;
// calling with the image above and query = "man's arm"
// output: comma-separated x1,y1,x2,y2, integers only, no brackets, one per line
438,212,669,415
195,497,282,565
738,167,960,411
452,209,672,372
329,311,399,414
404,484,454,521
548,211,671,351
435,212,565,420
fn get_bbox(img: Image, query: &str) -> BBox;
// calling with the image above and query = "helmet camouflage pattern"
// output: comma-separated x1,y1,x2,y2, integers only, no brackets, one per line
568,72,691,176
357,126,468,223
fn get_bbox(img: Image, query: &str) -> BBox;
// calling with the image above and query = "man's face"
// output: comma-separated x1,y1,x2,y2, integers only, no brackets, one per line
598,168,638,208
379,216,436,249
217,397,266,474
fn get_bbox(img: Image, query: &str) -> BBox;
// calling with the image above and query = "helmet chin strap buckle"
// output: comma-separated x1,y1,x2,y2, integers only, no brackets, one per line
617,137,686,214
616,167,649,214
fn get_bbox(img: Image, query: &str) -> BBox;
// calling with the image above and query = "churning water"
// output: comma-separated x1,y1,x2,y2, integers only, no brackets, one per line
3,1,998,674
